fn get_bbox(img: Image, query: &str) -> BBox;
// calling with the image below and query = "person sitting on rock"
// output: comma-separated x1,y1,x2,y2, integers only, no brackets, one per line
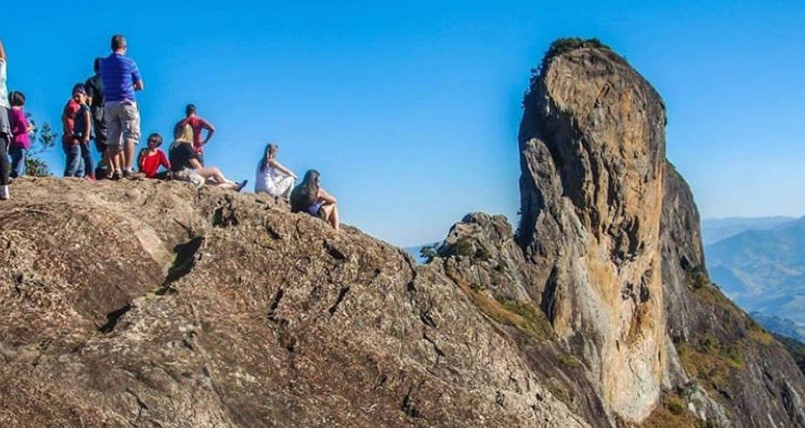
137,133,171,179
169,124,246,191
255,143,297,200
290,169,340,230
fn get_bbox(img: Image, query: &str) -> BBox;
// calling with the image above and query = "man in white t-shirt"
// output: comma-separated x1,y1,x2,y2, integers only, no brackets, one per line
0,38,12,200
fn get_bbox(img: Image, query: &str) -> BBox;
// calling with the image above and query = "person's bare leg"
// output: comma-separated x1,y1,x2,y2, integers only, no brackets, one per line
216,182,238,190
195,167,235,185
280,177,295,200
107,148,122,176
321,204,340,230
124,139,136,171
331,205,340,230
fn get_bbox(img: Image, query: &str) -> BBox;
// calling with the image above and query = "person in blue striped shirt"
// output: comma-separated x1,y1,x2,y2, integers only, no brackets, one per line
99,34,144,180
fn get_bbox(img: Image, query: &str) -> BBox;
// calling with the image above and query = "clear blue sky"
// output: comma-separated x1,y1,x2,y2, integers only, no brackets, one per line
3,1,804,246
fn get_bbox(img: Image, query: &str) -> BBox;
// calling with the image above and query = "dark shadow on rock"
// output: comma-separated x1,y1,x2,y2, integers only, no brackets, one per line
99,303,133,334
157,237,205,295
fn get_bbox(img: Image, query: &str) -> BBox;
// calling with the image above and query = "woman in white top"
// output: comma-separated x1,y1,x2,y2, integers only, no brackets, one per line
0,39,12,200
255,143,297,200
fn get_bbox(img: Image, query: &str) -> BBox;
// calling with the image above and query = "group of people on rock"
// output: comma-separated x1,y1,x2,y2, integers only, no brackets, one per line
0,35,340,230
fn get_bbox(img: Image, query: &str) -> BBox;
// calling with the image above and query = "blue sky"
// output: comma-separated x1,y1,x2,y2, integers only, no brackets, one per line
3,1,804,246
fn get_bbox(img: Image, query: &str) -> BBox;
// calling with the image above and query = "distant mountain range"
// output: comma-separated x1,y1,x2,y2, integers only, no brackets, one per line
703,216,805,338
752,312,805,343
701,216,795,245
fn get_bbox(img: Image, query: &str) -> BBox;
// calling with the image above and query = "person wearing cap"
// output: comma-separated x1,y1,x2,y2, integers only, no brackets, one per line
61,84,92,177
99,34,144,180
174,103,215,166
137,133,171,179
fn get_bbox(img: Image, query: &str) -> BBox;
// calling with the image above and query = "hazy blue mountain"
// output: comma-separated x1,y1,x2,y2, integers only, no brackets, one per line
705,216,805,329
701,216,795,245
752,312,805,343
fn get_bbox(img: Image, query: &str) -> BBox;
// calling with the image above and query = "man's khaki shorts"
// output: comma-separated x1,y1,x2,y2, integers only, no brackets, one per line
104,101,140,150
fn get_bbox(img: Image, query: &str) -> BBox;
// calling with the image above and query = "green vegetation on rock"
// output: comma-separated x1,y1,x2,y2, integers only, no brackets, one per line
774,334,805,375
642,391,705,428
526,37,612,98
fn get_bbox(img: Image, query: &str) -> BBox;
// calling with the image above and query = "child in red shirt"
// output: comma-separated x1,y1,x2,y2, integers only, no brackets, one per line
61,84,91,178
137,133,171,179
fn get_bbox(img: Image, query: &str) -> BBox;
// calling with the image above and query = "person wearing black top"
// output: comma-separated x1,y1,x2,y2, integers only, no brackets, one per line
169,141,198,172
169,124,246,191
85,57,109,177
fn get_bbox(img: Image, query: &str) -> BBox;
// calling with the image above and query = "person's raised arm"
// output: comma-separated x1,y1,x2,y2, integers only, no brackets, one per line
82,109,91,143
132,62,144,91
160,151,171,170
201,119,215,145
268,159,297,179
318,188,337,204
189,158,203,170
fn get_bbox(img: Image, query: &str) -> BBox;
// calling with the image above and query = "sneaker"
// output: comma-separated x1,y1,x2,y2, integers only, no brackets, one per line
112,170,123,181
0,185,9,201
123,170,145,180
85,176,97,183
235,180,248,192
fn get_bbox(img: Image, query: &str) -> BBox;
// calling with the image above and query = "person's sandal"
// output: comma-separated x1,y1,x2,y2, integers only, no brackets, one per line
235,180,248,192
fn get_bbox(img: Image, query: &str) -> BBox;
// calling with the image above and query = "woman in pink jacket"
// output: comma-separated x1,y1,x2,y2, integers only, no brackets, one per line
8,91,32,178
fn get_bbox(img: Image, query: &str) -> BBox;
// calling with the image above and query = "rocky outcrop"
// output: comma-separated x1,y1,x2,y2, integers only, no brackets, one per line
661,164,805,427
517,39,667,422
435,212,612,427
0,177,586,427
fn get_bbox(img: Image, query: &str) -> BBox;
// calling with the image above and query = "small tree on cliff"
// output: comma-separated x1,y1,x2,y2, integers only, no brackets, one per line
24,114,58,177
419,242,440,264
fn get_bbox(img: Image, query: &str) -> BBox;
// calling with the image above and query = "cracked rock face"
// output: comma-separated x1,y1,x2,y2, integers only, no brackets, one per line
0,178,586,427
518,43,667,422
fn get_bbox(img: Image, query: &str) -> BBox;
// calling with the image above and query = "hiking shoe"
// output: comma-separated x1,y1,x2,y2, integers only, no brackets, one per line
124,170,145,180
235,180,248,192
111,170,123,181
0,185,9,201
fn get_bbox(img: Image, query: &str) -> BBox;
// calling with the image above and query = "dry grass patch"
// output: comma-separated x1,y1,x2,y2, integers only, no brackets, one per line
446,270,554,343
642,391,704,428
